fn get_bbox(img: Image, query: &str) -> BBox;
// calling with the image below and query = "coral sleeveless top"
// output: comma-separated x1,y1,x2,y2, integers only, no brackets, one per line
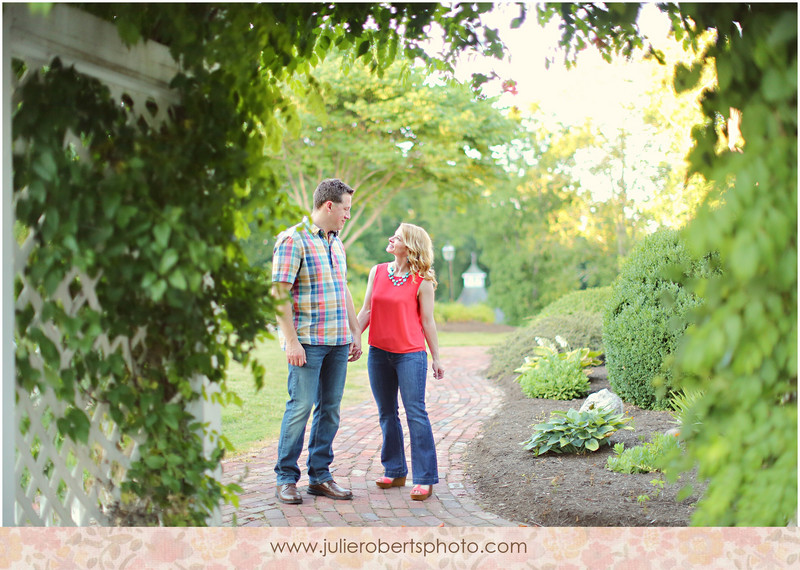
368,263,426,353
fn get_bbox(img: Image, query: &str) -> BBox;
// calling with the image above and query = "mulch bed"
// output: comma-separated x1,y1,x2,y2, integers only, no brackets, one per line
464,365,704,526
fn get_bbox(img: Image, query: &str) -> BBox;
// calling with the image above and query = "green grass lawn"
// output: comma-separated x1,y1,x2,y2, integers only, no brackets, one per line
220,329,513,457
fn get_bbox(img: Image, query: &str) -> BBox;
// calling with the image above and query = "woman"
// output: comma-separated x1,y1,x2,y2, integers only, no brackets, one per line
357,223,444,501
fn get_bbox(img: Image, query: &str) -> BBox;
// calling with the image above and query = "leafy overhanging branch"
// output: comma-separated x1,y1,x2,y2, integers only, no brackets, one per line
538,2,797,525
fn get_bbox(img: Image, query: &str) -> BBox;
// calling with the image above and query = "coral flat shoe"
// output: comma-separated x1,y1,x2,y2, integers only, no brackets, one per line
375,476,406,489
410,485,433,501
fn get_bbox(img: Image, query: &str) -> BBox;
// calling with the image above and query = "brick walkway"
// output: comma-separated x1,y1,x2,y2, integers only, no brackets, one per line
220,346,517,527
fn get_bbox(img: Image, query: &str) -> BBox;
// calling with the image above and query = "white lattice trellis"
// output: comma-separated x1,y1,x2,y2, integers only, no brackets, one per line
4,4,222,526
14,230,148,525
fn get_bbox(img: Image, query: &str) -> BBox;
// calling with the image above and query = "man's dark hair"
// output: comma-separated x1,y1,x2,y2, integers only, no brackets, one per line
313,178,355,209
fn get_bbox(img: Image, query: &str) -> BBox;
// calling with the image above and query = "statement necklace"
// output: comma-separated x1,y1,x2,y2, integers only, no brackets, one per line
388,263,410,287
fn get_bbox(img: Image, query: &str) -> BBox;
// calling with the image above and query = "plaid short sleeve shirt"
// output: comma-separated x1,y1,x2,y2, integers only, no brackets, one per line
272,217,352,347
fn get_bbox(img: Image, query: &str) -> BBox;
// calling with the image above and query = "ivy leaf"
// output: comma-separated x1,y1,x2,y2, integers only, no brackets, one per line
673,62,703,93
141,271,158,288
32,150,58,182
168,270,187,290
356,39,371,58
159,249,179,274
116,205,138,228
57,408,91,444
144,455,165,469
116,18,141,46
148,278,167,302
153,223,172,251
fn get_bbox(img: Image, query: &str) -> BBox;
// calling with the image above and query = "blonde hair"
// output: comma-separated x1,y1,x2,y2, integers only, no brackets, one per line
398,223,438,289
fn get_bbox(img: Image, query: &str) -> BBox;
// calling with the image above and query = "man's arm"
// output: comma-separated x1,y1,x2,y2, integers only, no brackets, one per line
345,285,362,362
272,281,306,366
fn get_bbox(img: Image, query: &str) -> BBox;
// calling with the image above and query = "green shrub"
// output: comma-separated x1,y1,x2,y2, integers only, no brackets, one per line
603,229,714,410
529,313,604,351
434,302,495,324
521,407,634,455
514,349,591,400
488,300,605,380
515,336,602,372
606,433,682,474
535,286,613,318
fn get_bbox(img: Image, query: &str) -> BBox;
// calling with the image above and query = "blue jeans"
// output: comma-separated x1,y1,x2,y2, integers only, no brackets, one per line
274,344,349,485
367,347,438,485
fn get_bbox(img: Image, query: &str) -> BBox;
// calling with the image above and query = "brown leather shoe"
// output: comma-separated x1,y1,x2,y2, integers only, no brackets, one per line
307,480,353,500
276,483,302,504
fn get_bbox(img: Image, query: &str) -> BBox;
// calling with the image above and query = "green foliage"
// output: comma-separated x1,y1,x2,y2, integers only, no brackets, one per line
603,229,714,410
546,2,797,526
13,58,273,525
665,4,798,527
528,313,605,353
668,388,704,431
487,287,607,379
535,286,613,318
514,349,591,401
606,433,682,474
488,315,604,380
537,4,645,67
517,336,602,370
521,407,634,455
15,3,526,526
636,478,667,514
476,166,618,325
434,302,495,324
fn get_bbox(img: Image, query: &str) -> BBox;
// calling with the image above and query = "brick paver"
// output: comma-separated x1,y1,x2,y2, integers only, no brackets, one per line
220,346,517,527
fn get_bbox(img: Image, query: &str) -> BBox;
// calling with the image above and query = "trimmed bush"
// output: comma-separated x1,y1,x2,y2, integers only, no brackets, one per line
434,302,495,324
488,312,604,378
535,286,612,318
530,313,604,352
603,229,713,410
487,287,608,379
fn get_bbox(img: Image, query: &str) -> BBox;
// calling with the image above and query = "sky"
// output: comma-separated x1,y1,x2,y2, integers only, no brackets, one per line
442,4,692,209
450,3,675,129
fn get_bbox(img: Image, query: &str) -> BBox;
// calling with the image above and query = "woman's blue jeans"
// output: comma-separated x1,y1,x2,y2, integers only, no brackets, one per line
367,346,439,485
274,344,349,486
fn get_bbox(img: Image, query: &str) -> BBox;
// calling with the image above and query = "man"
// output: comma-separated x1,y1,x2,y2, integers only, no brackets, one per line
271,178,362,504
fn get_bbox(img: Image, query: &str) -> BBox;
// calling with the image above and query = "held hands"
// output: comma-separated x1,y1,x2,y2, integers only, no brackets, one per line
348,336,363,362
431,359,444,380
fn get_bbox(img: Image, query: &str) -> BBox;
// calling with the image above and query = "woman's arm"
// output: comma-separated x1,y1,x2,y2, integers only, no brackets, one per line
345,285,362,361
418,279,444,379
356,265,378,335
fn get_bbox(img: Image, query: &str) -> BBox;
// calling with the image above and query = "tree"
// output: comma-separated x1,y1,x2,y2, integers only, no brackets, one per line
14,2,526,525
272,53,519,250
469,119,618,324
541,3,797,525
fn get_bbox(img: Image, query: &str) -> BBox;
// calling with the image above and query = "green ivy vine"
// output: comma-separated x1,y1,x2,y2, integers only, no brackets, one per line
539,3,797,525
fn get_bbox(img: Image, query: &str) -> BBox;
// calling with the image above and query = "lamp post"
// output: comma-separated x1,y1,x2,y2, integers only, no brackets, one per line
441,243,455,303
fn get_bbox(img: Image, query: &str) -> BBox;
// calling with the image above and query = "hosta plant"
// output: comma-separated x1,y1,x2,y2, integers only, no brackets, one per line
521,407,634,455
